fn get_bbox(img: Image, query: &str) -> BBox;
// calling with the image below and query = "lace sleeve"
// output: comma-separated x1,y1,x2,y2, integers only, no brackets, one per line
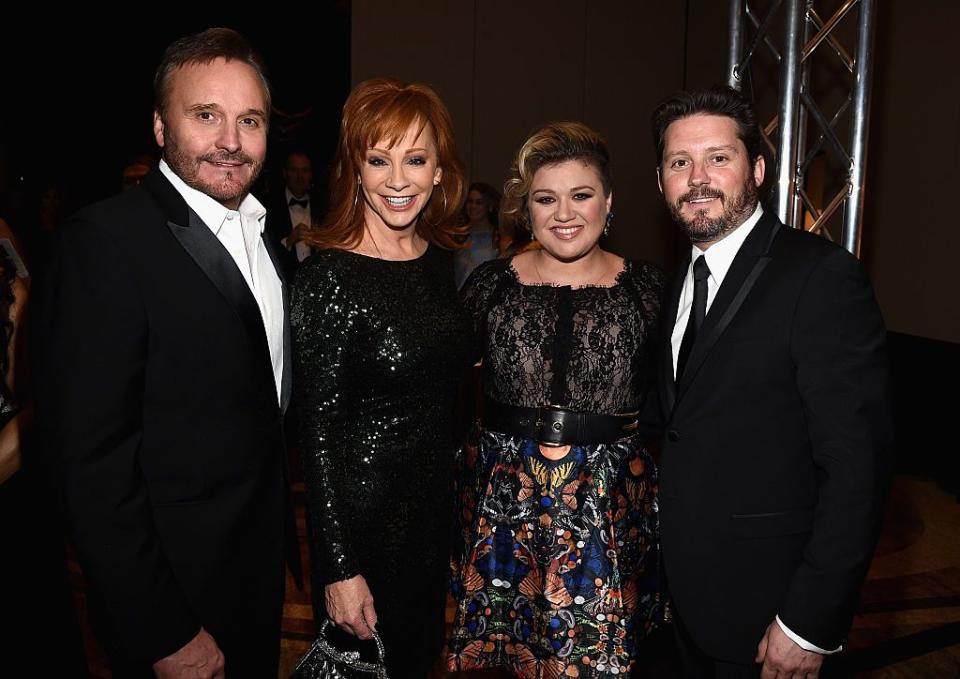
628,261,666,440
292,260,361,584
458,259,507,363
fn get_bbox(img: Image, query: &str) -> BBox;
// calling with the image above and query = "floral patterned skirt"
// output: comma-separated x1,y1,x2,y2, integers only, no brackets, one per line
447,427,661,678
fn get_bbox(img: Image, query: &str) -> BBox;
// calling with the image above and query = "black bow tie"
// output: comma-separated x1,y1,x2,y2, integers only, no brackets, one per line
288,197,309,209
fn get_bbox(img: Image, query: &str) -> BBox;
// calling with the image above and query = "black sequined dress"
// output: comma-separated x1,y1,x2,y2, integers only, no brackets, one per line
292,245,472,677
448,257,664,677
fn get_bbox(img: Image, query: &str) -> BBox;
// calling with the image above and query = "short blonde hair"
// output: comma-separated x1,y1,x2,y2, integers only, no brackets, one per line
501,122,612,234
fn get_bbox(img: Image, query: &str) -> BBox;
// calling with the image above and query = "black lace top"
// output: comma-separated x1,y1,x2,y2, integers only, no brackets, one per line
461,257,663,413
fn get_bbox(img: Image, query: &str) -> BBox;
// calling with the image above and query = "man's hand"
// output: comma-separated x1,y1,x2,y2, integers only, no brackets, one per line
325,575,378,640
756,620,824,678
153,628,224,679
290,222,314,245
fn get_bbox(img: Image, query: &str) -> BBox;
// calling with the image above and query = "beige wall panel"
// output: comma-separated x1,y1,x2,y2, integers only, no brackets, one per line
469,0,588,192
351,0,476,181
865,1,960,342
583,2,688,268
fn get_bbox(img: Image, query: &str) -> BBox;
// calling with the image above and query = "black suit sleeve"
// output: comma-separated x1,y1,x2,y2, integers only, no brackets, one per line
36,218,199,663
778,247,893,649
634,262,667,444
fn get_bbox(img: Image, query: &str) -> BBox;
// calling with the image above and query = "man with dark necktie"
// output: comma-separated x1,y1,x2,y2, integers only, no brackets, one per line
652,86,892,678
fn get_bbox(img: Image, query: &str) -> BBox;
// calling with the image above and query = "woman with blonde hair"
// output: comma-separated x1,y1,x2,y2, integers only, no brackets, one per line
448,122,663,677
293,78,472,677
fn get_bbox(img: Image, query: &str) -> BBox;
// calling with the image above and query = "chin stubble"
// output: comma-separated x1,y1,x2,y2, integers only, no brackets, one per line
668,177,759,244
163,135,262,204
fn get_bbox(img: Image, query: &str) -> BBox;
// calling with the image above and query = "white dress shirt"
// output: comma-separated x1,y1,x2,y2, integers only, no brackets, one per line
671,203,763,378
285,188,313,263
670,202,840,655
160,160,284,403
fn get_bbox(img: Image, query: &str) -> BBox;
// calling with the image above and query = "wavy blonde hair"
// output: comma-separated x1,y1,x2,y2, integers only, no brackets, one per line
501,122,612,235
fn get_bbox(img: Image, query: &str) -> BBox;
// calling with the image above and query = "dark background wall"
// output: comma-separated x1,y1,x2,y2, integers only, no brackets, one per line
352,0,688,270
0,9,352,229
353,0,959,346
0,2,955,346
864,0,960,344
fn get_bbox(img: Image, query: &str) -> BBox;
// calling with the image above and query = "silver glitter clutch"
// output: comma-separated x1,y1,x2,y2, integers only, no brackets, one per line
291,618,389,679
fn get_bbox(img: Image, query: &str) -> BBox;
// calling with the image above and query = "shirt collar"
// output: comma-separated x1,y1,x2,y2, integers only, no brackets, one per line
159,159,266,236
691,202,763,286
285,187,309,204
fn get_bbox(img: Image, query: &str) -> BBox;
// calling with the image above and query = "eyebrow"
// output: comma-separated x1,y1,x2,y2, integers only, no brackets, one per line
706,144,739,153
665,144,739,158
369,147,428,154
186,103,265,118
531,185,597,194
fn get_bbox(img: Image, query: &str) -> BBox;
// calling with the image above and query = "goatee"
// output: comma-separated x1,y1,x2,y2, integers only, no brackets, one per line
163,134,262,208
668,177,759,244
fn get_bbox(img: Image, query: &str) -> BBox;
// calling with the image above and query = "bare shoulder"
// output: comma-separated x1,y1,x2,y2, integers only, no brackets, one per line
509,249,537,280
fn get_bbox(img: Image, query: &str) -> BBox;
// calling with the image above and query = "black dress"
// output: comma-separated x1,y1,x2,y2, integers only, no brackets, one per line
292,245,472,677
448,257,664,677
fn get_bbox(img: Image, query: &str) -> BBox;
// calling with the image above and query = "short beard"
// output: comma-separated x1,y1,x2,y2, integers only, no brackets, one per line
163,130,261,207
668,176,759,245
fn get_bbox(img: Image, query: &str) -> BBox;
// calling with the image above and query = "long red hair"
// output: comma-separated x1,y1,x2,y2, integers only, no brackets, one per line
306,78,466,250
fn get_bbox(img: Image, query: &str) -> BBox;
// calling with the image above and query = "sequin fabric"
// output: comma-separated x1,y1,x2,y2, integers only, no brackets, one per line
0,375,15,430
448,257,664,677
292,245,472,676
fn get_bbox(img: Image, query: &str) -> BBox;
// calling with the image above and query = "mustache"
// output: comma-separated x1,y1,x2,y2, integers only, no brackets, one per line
200,151,255,165
678,188,725,205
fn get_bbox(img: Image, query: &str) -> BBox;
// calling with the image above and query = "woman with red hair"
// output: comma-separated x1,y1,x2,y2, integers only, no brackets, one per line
292,78,472,677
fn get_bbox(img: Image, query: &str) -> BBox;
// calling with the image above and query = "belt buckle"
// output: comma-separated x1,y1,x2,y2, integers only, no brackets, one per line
536,404,567,445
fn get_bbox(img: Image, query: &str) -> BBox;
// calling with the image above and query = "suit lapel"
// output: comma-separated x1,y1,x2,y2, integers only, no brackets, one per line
144,171,275,394
674,211,781,406
262,232,293,414
662,256,688,414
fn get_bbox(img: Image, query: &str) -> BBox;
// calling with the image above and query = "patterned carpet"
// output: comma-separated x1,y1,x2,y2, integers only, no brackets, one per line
68,476,960,677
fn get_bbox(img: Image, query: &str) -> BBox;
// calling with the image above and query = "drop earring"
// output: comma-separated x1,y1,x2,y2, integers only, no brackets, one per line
603,211,614,237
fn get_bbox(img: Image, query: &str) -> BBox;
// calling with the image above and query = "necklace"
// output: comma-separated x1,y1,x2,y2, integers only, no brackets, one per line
532,251,614,287
363,224,427,261
364,224,385,260
532,252,547,283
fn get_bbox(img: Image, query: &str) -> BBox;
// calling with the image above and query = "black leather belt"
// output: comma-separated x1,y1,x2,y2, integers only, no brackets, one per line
482,397,639,446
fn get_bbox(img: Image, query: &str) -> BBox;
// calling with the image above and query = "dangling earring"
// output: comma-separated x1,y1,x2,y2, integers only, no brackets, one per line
423,182,448,226
352,175,361,211
603,211,614,237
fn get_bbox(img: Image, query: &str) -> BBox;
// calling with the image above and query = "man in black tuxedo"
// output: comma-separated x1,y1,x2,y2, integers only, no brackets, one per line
36,28,293,678
652,87,892,678
265,150,322,278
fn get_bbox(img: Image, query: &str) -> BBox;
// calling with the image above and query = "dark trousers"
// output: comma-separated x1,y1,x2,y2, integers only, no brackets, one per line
673,611,760,679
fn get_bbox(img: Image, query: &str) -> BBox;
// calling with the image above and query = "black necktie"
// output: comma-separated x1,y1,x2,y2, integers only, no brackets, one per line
676,255,710,381
288,197,309,209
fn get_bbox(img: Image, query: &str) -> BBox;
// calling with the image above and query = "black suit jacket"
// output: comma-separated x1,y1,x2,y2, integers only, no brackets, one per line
35,170,295,676
657,210,892,663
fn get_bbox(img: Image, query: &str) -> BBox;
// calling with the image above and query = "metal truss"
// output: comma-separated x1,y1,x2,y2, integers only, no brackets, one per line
727,0,876,256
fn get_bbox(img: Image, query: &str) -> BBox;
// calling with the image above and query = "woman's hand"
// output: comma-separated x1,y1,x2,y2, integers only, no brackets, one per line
325,575,378,639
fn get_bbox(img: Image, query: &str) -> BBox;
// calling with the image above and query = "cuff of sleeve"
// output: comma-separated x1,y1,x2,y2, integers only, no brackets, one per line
776,616,842,655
